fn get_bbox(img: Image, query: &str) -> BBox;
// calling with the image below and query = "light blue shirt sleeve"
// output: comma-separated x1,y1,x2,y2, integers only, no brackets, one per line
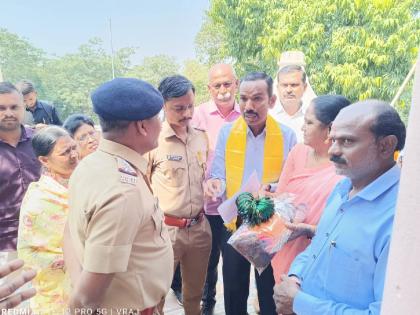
293,241,390,315
280,123,297,154
210,123,232,181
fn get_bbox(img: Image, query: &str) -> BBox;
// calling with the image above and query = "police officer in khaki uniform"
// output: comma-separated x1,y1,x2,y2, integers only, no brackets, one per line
65,78,174,315
147,75,212,315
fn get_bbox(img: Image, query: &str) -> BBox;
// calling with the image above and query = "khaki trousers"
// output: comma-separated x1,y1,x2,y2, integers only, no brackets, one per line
168,216,212,315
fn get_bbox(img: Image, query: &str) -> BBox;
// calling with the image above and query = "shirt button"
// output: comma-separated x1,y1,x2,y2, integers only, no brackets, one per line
312,254,316,259
326,232,330,237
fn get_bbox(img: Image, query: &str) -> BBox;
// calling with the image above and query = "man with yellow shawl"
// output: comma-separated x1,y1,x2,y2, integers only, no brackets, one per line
205,72,296,315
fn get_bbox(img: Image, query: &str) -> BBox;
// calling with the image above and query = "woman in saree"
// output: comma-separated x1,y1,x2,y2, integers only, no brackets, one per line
271,95,351,284
17,126,79,314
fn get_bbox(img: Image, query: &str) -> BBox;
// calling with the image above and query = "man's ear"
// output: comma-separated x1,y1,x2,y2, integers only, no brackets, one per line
269,94,277,109
134,120,148,137
233,78,239,89
378,135,398,159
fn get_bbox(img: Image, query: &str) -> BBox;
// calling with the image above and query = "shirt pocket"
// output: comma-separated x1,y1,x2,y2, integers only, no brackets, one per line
151,199,168,244
325,245,362,303
193,150,207,184
160,160,185,187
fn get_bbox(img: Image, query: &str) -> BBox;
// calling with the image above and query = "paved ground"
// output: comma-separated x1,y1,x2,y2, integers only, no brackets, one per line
164,261,258,315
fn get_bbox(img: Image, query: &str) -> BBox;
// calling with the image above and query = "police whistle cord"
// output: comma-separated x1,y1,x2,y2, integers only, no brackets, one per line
235,192,275,227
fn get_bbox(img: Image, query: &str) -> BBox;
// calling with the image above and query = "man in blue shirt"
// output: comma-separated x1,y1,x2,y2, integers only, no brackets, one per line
205,72,296,315
16,80,62,126
274,100,406,315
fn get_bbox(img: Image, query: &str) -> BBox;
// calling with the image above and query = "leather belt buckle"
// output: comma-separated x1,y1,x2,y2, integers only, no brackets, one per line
187,217,199,228
164,211,203,229
186,211,203,228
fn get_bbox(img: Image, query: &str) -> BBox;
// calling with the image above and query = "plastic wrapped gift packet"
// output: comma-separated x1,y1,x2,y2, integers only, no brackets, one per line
228,192,306,273
273,193,307,225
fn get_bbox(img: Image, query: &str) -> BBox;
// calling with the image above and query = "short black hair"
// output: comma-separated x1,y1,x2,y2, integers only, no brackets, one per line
15,80,36,95
98,117,131,133
240,72,274,97
158,75,195,101
312,95,351,126
63,114,95,136
32,126,69,157
277,65,307,84
367,100,406,151
0,82,21,96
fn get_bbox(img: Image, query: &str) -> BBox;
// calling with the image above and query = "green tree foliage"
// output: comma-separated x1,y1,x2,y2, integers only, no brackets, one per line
195,16,229,65
0,28,46,94
39,38,134,119
0,27,215,121
127,54,180,87
183,59,210,105
203,0,419,107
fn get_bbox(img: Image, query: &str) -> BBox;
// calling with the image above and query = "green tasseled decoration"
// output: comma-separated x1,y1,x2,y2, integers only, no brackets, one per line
236,192,275,226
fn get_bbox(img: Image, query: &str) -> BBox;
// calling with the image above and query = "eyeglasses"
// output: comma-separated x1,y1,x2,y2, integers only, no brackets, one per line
210,81,233,90
76,130,98,142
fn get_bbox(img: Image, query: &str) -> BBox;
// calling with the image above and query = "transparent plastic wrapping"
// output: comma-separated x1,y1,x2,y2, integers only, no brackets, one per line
228,194,306,273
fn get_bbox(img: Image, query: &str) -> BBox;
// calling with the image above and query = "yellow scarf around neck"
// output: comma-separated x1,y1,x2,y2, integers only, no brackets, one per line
224,115,284,230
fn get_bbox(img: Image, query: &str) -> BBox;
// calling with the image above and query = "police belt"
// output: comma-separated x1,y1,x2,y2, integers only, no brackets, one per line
140,307,155,315
164,211,204,228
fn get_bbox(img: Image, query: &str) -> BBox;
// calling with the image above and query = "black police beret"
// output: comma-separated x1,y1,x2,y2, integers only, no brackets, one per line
91,78,163,121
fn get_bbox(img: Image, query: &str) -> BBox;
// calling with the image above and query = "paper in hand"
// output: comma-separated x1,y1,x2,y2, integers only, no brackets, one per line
217,171,261,223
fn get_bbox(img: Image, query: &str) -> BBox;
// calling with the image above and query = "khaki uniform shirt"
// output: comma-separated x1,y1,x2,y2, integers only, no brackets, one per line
68,139,173,310
147,122,208,218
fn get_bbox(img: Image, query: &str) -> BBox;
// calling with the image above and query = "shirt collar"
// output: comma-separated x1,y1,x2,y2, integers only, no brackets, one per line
208,100,241,118
20,126,32,142
0,125,31,145
161,121,195,140
271,100,304,118
337,164,400,201
98,138,148,174
246,125,266,139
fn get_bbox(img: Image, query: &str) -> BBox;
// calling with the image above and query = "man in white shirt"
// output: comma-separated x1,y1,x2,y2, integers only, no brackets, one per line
269,65,308,142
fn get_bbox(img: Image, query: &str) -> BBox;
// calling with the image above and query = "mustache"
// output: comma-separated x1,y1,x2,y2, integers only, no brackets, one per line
217,92,231,100
244,110,258,116
330,155,347,165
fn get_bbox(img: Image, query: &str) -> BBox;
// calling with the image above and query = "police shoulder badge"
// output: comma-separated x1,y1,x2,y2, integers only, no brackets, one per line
117,157,138,185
